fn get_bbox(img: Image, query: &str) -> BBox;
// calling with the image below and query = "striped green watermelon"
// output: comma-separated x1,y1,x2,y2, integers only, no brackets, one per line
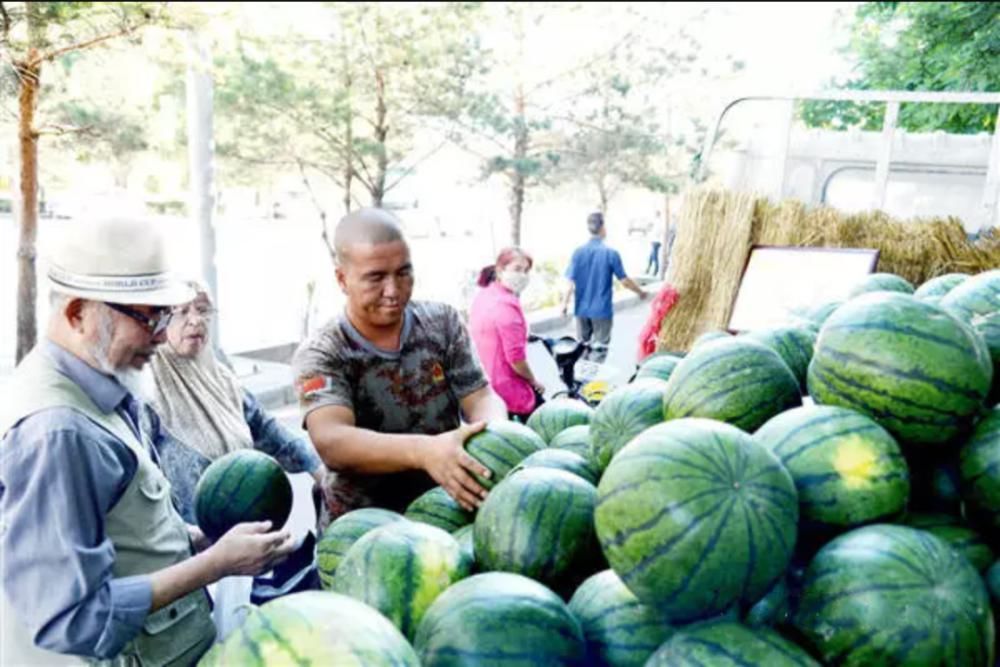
743,326,816,393
915,272,968,302
662,338,802,432
525,398,594,443
193,450,293,540
333,520,471,640
452,524,475,568
474,467,599,593
744,576,791,628
568,569,674,667
941,268,1000,321
959,407,1000,533
509,448,600,485
848,272,915,298
590,378,668,470
794,524,994,666
907,455,963,514
405,486,473,533
634,353,681,383
808,293,992,447
464,420,546,489
803,299,843,328
971,311,1000,402
754,405,909,532
414,572,586,666
316,508,405,590
199,591,419,666
902,513,995,572
691,330,731,350
548,424,593,460
987,560,1000,604
595,418,798,622
646,620,819,666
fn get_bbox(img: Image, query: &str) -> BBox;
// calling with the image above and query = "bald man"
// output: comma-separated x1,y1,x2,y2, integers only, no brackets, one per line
292,208,508,528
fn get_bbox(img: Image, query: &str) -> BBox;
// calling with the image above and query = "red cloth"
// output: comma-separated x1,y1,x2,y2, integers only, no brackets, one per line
637,283,680,362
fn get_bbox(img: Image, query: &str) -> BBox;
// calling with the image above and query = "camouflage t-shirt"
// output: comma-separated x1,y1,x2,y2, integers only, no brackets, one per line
292,301,488,524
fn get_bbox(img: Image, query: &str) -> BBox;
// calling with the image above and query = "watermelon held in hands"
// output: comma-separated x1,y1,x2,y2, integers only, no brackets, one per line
595,418,798,623
525,398,593,443
662,337,802,433
793,524,995,666
404,486,474,533
464,420,546,489
589,378,668,471
316,508,406,590
414,572,586,666
568,569,674,667
193,450,293,541
807,292,992,448
753,405,909,533
199,591,420,666
646,621,819,666
333,520,471,640
474,467,599,595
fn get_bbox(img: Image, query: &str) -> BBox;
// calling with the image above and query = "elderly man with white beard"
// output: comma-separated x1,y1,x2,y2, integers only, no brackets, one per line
0,218,295,666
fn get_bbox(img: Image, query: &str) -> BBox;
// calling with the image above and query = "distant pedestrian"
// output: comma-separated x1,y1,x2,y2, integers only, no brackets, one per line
562,212,648,362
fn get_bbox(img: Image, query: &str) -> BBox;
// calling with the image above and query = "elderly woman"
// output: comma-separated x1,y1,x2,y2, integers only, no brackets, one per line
468,247,545,421
149,282,323,524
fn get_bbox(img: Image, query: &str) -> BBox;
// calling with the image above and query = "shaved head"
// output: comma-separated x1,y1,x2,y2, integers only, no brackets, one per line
334,208,406,266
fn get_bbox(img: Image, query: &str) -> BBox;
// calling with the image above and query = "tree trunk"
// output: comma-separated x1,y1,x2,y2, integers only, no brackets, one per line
15,47,40,363
597,176,609,215
509,83,527,246
371,67,388,208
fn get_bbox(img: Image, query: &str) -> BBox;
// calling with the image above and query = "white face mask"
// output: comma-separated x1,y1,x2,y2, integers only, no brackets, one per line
499,269,530,294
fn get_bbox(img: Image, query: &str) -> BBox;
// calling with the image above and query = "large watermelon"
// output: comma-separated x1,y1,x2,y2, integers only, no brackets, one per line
743,326,816,393
646,621,818,666
595,418,798,622
754,405,909,532
589,378,668,470
525,398,593,443
940,268,1000,321
316,508,405,589
915,272,968,302
568,569,674,667
794,524,995,666
807,292,992,447
987,560,1000,604
199,591,419,666
464,420,546,489
959,407,1000,533
510,448,600,485
634,353,681,383
452,524,476,568
333,520,470,640
971,311,1000,402
405,486,473,533
902,513,995,572
691,330,731,349
474,467,599,593
193,450,293,540
802,299,843,328
662,338,802,432
548,424,593,460
848,272,915,298
414,572,586,666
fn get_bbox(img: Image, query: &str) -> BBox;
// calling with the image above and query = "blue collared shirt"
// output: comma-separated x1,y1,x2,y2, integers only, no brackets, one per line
565,237,627,319
1,341,155,659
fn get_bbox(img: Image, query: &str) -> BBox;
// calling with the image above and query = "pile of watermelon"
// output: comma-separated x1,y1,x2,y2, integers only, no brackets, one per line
199,268,1000,666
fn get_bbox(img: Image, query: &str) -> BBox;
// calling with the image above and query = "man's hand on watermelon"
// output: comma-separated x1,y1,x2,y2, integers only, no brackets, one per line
207,521,296,577
422,421,491,511
187,524,210,553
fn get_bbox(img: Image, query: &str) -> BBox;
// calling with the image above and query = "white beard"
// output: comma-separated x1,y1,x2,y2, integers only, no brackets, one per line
114,365,157,405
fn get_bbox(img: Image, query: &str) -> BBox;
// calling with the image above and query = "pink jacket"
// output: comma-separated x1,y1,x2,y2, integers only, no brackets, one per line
468,281,536,414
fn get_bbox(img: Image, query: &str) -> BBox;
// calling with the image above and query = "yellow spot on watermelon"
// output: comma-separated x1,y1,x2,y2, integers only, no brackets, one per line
833,437,879,489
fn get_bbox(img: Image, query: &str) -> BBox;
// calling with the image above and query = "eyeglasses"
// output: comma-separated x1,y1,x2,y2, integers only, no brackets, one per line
104,303,173,336
170,305,217,322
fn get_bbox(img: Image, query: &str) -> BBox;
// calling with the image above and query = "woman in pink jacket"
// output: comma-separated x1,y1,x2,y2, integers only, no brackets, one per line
469,247,546,421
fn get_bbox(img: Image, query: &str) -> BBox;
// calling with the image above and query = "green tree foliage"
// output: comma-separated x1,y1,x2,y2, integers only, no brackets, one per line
801,2,1000,133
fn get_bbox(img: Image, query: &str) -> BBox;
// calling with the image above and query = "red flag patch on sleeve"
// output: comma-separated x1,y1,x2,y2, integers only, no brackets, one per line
297,375,332,399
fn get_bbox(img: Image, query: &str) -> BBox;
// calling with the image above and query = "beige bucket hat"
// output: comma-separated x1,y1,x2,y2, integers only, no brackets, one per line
47,218,195,306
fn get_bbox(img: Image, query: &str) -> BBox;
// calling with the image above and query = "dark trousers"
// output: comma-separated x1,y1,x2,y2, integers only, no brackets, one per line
647,241,662,275
576,317,612,363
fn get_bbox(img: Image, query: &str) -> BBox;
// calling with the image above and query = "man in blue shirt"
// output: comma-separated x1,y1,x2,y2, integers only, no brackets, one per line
0,218,295,665
562,212,647,362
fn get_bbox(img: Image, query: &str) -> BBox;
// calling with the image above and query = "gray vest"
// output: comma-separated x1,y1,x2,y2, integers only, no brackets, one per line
0,348,216,666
